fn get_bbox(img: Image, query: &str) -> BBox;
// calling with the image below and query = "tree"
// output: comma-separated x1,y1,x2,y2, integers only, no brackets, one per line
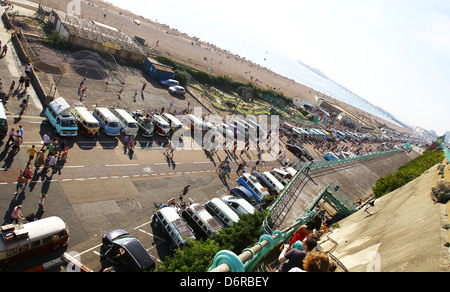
156,239,222,272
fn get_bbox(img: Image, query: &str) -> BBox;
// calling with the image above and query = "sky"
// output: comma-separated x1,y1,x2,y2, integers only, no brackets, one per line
106,0,450,136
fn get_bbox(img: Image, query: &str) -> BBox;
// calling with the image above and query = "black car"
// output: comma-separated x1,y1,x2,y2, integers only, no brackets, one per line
100,229,156,272
230,186,261,210
286,143,314,161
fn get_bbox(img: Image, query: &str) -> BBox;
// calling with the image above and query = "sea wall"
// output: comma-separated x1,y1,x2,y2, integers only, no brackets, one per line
281,149,421,227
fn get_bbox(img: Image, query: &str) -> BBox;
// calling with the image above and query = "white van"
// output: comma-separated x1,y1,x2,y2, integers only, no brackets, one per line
152,207,196,251
284,167,297,178
222,195,256,215
270,168,290,186
0,103,7,138
162,113,186,133
185,114,204,132
263,171,284,194
204,198,240,227
113,109,139,136
181,203,223,239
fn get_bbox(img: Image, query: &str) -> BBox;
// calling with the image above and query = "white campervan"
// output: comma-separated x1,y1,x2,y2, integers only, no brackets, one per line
113,109,139,136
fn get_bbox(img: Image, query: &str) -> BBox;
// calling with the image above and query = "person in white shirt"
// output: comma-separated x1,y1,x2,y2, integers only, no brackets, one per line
43,133,51,146
47,154,58,174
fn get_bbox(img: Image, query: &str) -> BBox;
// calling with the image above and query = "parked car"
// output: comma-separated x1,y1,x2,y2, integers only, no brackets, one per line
216,123,234,138
160,79,180,87
286,143,304,157
100,229,156,272
324,152,339,161
131,110,155,137
230,186,261,210
222,195,256,215
168,85,186,95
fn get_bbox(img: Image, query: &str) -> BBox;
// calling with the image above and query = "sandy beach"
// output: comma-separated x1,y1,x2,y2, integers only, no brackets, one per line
27,0,408,133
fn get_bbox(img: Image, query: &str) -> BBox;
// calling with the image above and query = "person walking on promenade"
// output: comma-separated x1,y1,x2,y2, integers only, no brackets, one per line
6,127,15,145
24,77,30,93
7,80,15,97
46,154,58,175
17,75,25,91
79,78,86,91
42,133,51,147
36,193,47,219
19,98,27,116
25,63,32,76
34,149,45,169
1,44,8,56
11,205,24,224
182,184,190,196
14,170,26,196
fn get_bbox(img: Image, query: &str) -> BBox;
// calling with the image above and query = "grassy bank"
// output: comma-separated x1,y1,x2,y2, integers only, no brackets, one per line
372,150,445,198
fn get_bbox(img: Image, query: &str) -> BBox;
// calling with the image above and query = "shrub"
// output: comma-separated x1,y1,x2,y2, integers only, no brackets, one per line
372,150,444,197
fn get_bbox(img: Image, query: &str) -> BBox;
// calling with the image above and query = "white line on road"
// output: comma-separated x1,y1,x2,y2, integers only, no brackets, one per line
105,164,140,167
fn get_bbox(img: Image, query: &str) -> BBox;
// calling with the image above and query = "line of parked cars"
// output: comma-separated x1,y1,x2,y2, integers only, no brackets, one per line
97,167,298,272
45,97,268,145
148,165,297,260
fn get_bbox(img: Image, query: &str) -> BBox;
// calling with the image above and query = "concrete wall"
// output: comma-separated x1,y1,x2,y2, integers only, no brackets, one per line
280,150,421,227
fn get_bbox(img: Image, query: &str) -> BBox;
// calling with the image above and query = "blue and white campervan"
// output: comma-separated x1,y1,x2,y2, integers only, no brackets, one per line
45,97,78,137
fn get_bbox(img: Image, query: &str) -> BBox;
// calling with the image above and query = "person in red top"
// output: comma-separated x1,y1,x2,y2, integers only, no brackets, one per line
289,216,321,247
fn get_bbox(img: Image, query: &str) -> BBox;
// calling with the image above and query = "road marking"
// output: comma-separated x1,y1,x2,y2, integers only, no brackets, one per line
105,164,140,167
138,229,165,242
77,243,103,256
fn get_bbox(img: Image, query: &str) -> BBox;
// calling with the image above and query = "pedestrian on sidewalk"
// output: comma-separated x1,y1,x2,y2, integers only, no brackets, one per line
27,145,38,165
11,205,24,224
6,128,15,145
19,99,27,116
7,80,15,97
80,87,87,100
79,78,86,90
36,193,47,219
46,154,58,175
42,133,51,147
25,63,32,76
14,170,27,196
182,185,190,196
17,75,25,90
24,77,30,93
1,44,8,56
